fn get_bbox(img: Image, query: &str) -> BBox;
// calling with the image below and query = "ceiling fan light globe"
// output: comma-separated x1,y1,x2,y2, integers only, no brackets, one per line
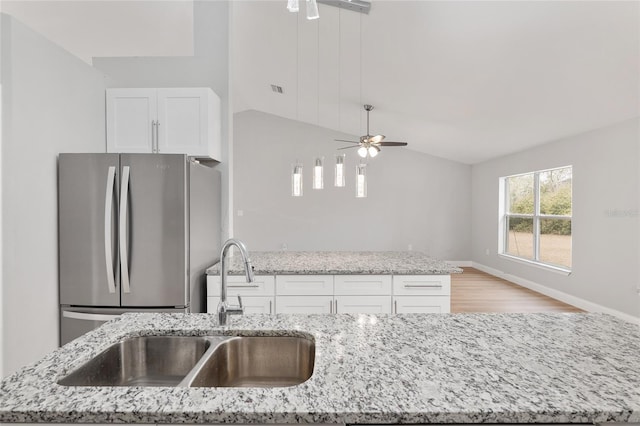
368,146,379,157
357,147,368,158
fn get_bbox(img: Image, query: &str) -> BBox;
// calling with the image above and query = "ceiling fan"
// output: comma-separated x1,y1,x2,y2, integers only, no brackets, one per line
336,104,408,158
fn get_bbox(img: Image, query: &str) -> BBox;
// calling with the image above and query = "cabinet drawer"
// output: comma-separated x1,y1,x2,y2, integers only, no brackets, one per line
393,275,451,296
335,295,392,314
276,275,334,296
334,275,392,295
207,275,274,297
207,296,274,314
275,295,333,314
393,296,450,313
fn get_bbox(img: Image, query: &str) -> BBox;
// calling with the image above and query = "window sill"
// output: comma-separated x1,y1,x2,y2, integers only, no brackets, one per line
498,254,572,276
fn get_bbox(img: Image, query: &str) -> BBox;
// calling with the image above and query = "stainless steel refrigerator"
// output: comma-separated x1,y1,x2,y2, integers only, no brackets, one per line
58,153,220,345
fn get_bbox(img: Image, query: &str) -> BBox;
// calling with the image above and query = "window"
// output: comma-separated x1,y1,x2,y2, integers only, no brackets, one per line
500,166,572,271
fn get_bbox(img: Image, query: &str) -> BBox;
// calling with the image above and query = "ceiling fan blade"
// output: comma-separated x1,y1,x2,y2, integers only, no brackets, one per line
368,134,385,144
378,141,408,146
337,146,360,150
334,139,360,144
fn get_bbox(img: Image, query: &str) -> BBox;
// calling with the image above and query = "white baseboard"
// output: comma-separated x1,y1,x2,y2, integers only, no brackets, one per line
471,261,640,325
447,260,472,267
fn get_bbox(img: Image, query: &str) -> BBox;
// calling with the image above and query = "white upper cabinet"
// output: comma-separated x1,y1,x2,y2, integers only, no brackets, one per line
106,89,156,153
106,88,221,160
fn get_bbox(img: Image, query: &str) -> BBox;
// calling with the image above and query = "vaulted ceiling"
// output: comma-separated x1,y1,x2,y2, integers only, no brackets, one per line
3,1,638,164
232,1,640,164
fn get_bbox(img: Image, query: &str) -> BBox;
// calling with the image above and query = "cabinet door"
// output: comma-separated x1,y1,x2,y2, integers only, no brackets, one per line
275,296,333,314
157,88,221,160
335,295,392,314
393,296,450,313
207,296,274,314
106,89,156,153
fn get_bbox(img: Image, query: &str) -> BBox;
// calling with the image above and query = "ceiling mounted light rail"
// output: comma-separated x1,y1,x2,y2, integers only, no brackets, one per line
287,0,371,19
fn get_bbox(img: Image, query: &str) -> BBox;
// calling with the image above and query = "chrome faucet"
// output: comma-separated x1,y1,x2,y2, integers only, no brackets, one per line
218,238,254,326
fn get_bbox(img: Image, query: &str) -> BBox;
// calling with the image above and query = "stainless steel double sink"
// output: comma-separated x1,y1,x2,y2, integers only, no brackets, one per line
58,335,315,388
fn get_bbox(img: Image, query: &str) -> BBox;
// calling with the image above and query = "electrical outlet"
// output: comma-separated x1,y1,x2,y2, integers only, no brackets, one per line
485,249,490,256
237,210,244,217
281,243,288,251
408,244,413,251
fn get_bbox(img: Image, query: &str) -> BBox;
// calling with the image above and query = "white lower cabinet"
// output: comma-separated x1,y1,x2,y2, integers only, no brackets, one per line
275,295,333,314
206,274,451,315
206,275,275,314
335,295,392,314
207,296,274,314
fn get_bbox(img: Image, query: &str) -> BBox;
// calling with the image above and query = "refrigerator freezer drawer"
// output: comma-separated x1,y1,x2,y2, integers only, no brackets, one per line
60,307,188,346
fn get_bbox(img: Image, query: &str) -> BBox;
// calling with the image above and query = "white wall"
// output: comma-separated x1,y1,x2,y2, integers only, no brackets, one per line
471,118,640,319
93,0,232,242
0,1,194,64
0,14,107,376
233,110,472,259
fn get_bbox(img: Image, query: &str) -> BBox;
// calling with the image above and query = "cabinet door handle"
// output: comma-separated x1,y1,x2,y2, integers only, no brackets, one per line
151,120,156,153
404,284,443,288
334,299,338,314
227,284,260,288
269,300,273,314
155,121,160,152
394,300,398,314
329,299,333,314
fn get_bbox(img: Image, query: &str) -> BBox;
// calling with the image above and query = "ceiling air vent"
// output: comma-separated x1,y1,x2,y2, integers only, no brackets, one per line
270,84,284,94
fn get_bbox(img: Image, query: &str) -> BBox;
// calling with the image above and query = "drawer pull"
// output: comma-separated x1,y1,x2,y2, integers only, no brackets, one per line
403,284,443,288
227,284,260,288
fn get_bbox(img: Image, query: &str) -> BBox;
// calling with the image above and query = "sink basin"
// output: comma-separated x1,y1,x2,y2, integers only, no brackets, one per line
183,336,315,388
58,336,213,387
58,334,315,388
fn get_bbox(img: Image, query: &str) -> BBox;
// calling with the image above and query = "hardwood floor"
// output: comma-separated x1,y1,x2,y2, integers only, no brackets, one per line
451,267,583,313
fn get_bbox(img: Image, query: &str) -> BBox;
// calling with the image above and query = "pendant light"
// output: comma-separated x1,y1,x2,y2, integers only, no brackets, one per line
356,162,367,198
335,154,346,187
292,162,303,197
313,157,324,189
287,0,319,19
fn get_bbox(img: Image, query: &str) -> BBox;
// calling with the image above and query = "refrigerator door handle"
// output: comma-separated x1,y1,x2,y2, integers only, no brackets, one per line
104,166,117,294
62,311,121,322
120,165,131,294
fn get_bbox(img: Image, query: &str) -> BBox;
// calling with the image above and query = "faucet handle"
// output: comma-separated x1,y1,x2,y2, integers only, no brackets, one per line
237,295,243,309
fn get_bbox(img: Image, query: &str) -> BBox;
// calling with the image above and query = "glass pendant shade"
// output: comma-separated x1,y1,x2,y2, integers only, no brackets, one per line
306,0,319,19
335,154,346,187
292,163,303,197
287,0,299,12
356,163,367,198
368,146,379,157
357,146,368,158
312,157,324,189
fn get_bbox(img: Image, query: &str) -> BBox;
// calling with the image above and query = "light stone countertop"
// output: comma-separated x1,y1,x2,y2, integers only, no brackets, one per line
0,312,639,424
206,251,462,275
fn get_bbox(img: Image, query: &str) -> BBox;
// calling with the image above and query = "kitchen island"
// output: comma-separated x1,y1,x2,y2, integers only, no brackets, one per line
1,312,639,424
206,251,461,314
205,251,463,275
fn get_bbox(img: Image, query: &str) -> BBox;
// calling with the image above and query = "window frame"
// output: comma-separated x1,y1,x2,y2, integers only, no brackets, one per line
499,166,572,273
